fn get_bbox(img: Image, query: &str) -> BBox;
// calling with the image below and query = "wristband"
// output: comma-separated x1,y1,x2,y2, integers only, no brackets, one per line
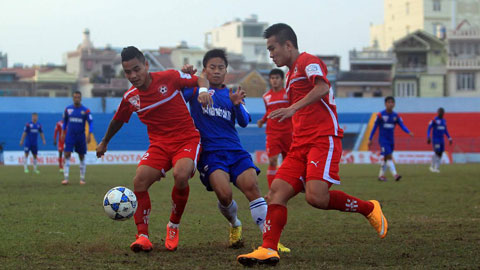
199,87,208,94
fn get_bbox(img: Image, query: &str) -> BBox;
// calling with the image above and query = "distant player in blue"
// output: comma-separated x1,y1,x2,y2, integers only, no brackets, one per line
427,107,452,173
19,112,46,174
61,91,93,185
368,96,414,181
181,49,282,250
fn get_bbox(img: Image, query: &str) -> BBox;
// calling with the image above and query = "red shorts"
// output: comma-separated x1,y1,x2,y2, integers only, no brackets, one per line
266,133,292,158
58,141,65,152
138,138,201,179
275,136,342,194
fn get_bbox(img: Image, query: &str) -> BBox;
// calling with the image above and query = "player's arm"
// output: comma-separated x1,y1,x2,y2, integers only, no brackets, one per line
96,119,124,158
19,131,27,146
269,77,329,122
53,124,59,146
397,116,414,136
445,121,453,145
39,125,46,145
182,87,197,103
86,110,93,144
368,115,380,148
427,121,433,144
230,87,250,128
62,109,69,141
257,99,268,128
177,67,212,107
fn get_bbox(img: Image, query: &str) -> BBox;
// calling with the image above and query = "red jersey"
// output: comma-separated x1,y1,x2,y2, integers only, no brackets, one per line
261,88,292,135
54,120,64,144
286,52,343,145
114,70,200,144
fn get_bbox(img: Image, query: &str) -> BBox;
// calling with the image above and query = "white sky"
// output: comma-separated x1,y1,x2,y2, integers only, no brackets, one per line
0,0,384,70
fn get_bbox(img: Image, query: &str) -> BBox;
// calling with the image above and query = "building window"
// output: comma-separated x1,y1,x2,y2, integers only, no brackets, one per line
457,73,475,91
395,81,417,97
243,25,263,37
432,23,439,36
431,82,437,89
254,44,266,55
433,0,441,11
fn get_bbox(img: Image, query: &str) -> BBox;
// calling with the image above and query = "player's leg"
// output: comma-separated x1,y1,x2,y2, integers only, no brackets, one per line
266,136,283,188
62,151,71,184
210,169,244,248
267,155,278,188
58,144,64,172
378,143,388,181
32,147,39,174
23,147,29,173
77,137,87,184
235,168,267,230
130,164,164,253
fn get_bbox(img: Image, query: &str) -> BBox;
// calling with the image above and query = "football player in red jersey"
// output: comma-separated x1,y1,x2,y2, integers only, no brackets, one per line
257,69,292,188
237,24,388,267
53,119,65,172
96,46,210,253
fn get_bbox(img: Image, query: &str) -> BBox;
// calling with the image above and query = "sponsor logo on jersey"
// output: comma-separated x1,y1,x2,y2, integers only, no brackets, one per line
159,85,168,95
208,89,215,96
436,120,441,125
81,110,85,115
202,106,231,121
128,95,141,110
305,63,323,77
383,123,395,128
69,117,84,123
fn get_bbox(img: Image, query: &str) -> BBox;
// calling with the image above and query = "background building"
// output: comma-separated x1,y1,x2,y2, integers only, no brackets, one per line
0,52,7,68
370,0,480,51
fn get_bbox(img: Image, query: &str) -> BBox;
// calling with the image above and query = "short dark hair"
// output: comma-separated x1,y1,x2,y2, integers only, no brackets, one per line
203,49,228,67
121,46,145,63
263,23,298,49
438,107,445,113
269,68,284,78
32,112,38,116
73,90,82,96
385,96,395,103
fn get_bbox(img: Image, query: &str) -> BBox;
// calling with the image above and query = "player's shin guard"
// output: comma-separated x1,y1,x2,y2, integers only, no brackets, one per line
262,204,287,251
266,166,277,188
379,161,386,177
386,160,397,176
327,190,374,216
169,185,189,224
218,200,242,227
249,197,267,231
64,159,70,180
79,160,86,181
134,191,151,236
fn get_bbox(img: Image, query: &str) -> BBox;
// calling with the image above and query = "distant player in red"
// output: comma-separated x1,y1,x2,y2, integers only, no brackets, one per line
96,46,210,253
237,23,388,267
53,119,65,172
257,69,292,187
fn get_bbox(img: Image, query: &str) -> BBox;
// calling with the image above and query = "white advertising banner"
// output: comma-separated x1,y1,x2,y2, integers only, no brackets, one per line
254,150,451,164
3,151,146,165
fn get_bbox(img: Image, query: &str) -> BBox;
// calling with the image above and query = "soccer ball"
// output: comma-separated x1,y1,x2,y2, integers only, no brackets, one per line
103,186,137,221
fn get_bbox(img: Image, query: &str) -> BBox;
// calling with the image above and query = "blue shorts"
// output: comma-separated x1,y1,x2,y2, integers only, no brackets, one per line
380,142,394,156
433,142,444,154
198,150,260,191
65,134,87,155
24,145,38,155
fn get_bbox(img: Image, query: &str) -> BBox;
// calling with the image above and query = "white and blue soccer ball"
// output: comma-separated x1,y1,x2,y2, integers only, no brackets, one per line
103,186,137,221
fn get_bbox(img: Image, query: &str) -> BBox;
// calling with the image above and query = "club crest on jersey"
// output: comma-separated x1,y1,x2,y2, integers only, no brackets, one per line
67,109,74,115
294,67,298,74
128,95,141,110
393,117,397,122
81,110,85,115
208,89,215,96
158,85,168,95
382,116,389,122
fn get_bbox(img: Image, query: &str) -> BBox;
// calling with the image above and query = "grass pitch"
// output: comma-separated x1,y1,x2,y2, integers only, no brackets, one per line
0,163,479,269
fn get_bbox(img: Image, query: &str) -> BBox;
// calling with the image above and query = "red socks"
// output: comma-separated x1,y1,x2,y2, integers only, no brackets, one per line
266,165,277,188
169,185,190,224
133,191,151,236
327,190,374,216
58,157,63,169
262,204,287,250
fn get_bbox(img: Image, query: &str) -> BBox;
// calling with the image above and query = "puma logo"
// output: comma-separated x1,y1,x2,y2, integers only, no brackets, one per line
184,149,192,152
310,160,319,167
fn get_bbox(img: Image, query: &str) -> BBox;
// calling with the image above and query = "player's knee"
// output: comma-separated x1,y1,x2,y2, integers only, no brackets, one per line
133,175,150,192
241,180,261,199
217,192,233,206
305,193,329,209
173,168,190,182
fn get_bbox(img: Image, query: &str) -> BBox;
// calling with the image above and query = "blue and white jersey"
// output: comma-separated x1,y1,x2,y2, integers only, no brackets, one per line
369,110,410,143
427,117,451,143
183,86,250,152
63,104,93,137
23,121,43,146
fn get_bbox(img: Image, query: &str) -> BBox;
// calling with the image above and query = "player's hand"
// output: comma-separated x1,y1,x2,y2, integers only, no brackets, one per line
181,64,197,75
368,140,373,149
53,141,57,146
268,107,295,123
198,92,213,107
229,86,246,106
87,134,91,144
449,139,453,145
257,119,264,128
61,133,65,142
96,141,107,158
427,138,431,144
409,132,414,137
